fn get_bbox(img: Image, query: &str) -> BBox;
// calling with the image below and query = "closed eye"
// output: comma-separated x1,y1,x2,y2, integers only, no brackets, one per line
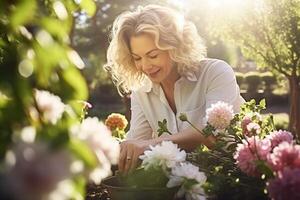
149,54,158,59
133,57,141,61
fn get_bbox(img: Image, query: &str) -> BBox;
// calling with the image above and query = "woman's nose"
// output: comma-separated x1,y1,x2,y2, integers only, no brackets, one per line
141,58,152,73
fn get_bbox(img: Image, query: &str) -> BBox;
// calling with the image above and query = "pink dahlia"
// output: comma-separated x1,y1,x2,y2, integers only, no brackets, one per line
267,142,300,172
266,130,293,149
241,115,252,136
246,122,261,136
234,136,271,176
267,168,300,200
205,101,234,130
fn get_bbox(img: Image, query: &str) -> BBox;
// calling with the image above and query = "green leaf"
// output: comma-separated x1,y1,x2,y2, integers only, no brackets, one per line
60,66,88,101
259,99,266,109
10,0,37,28
80,0,96,17
68,139,97,168
255,160,274,179
202,124,215,137
40,18,69,39
157,119,171,136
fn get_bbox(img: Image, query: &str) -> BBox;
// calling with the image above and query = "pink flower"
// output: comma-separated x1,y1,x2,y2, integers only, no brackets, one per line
5,142,71,200
267,142,300,172
205,101,234,130
78,100,92,109
266,130,293,149
234,136,271,176
246,122,261,136
241,115,252,136
267,168,300,200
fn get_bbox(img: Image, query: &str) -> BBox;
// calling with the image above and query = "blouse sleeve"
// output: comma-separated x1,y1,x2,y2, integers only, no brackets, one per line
125,92,153,140
205,60,245,113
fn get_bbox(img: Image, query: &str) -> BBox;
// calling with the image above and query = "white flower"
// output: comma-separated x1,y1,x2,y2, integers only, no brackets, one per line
167,163,207,200
139,141,186,171
185,184,207,200
34,90,65,124
70,117,120,184
205,101,234,130
167,163,207,187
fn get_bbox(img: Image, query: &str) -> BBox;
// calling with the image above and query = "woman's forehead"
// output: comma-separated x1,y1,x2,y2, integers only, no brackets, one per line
129,34,158,55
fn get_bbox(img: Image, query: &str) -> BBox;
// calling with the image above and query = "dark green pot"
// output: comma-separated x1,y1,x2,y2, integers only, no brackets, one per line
101,176,179,200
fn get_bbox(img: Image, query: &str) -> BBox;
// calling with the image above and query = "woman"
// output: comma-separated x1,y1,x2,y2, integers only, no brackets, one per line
104,5,244,173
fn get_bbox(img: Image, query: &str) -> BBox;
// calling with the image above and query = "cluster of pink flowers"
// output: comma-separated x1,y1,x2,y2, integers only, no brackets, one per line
240,113,262,136
234,129,300,199
234,129,296,173
267,142,300,172
266,130,293,149
234,136,271,176
267,168,300,200
203,101,300,200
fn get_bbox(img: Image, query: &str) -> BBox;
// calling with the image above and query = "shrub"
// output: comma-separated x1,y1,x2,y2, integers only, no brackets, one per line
235,72,244,87
245,72,262,93
261,72,277,93
273,113,289,130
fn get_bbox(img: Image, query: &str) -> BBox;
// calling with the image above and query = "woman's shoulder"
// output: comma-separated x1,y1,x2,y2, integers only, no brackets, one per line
199,58,231,69
197,58,234,77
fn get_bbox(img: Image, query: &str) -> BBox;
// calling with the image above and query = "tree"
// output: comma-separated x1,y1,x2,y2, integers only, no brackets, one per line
208,0,300,139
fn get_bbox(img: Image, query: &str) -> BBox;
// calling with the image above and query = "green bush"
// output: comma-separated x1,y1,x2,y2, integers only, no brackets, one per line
245,72,262,93
260,72,276,93
273,113,289,130
235,72,244,86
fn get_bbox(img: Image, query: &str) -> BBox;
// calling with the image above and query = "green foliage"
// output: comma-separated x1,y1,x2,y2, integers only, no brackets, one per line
157,119,172,136
122,167,169,188
207,0,300,135
273,113,289,130
244,72,262,93
260,72,277,93
0,0,103,199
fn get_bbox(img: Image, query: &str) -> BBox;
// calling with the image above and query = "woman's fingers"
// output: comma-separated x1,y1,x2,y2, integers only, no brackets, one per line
130,151,141,171
118,143,127,172
123,146,133,173
118,140,151,173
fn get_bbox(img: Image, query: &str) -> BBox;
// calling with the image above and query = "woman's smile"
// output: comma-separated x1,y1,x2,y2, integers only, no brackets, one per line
148,69,161,78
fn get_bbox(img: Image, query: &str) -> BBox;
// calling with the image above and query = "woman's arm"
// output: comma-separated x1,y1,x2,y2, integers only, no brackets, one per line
154,128,215,150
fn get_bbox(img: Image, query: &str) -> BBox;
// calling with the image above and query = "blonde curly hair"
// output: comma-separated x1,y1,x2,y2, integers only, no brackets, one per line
104,4,206,94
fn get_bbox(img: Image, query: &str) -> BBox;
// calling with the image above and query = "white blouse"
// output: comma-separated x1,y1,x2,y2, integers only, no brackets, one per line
126,59,245,140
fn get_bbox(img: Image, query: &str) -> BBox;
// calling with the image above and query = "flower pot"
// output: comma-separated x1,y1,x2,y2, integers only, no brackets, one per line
101,176,179,200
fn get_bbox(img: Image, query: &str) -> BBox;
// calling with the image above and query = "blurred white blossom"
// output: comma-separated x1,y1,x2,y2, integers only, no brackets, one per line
5,142,72,200
34,90,65,124
70,117,120,184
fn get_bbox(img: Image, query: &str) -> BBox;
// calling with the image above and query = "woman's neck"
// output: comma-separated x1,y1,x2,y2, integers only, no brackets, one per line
160,67,180,91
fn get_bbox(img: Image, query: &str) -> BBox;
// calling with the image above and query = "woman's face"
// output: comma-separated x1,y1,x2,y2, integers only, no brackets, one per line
129,33,175,84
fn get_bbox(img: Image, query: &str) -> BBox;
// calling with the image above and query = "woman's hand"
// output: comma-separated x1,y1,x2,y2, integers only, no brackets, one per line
118,139,155,174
